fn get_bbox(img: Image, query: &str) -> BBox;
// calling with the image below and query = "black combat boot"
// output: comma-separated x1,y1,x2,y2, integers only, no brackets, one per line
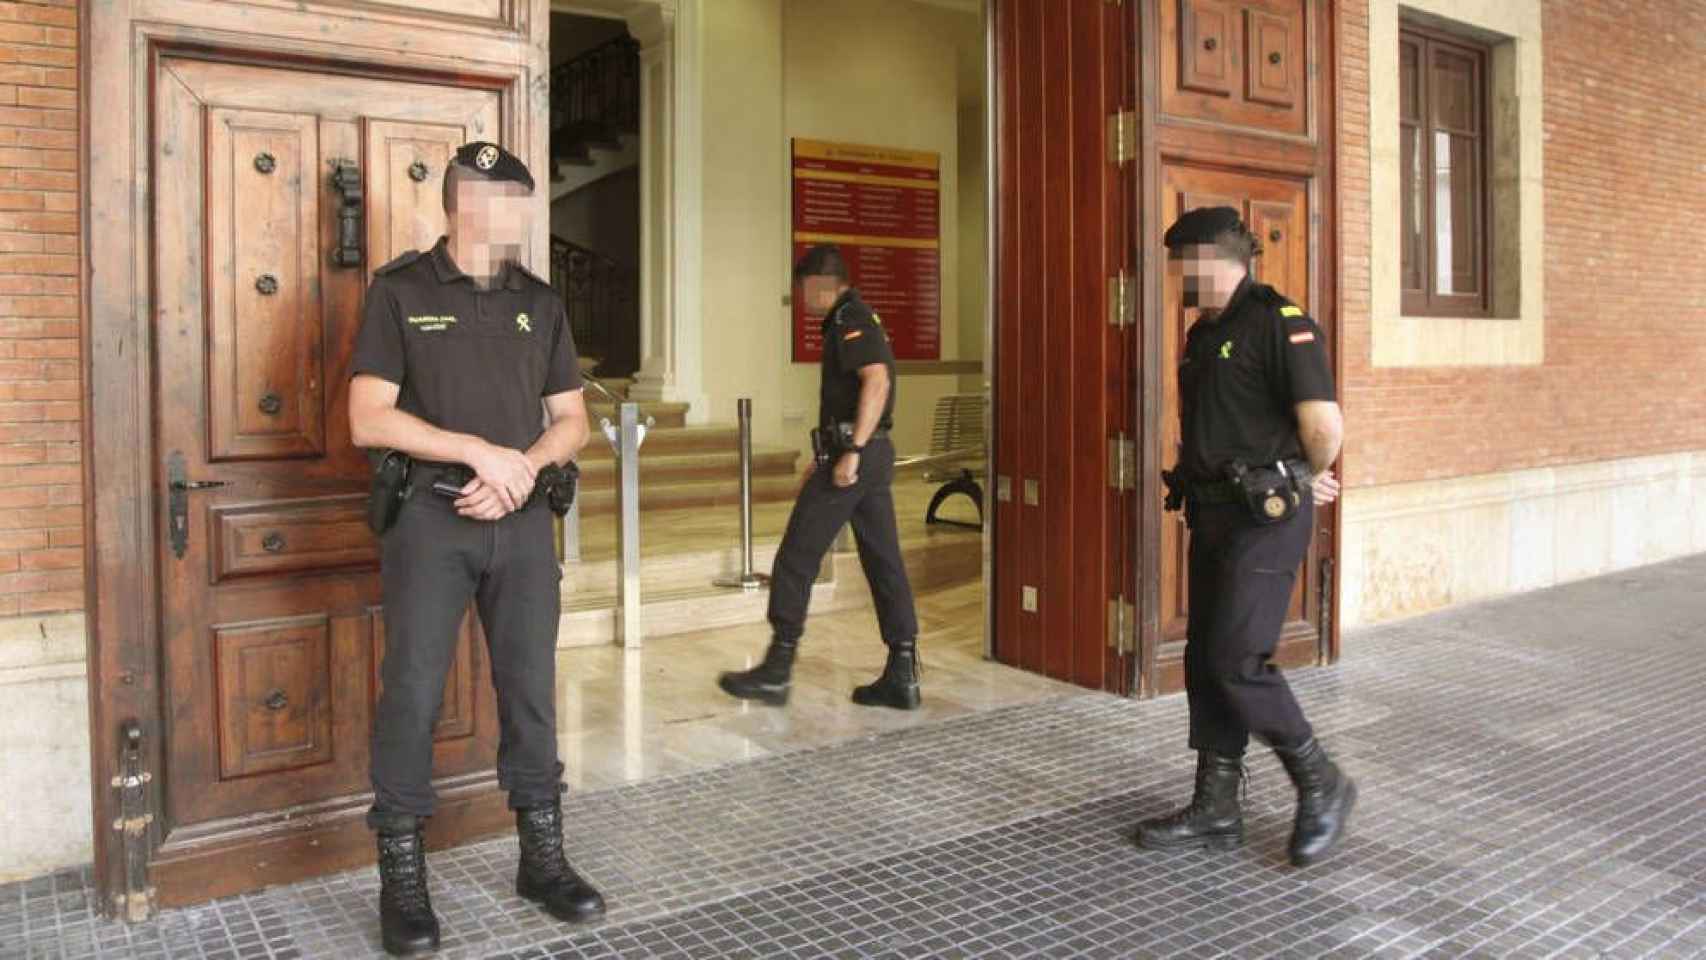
1134,751,1246,851
851,638,922,710
374,818,440,957
1275,738,1358,867
717,635,798,706
516,795,607,924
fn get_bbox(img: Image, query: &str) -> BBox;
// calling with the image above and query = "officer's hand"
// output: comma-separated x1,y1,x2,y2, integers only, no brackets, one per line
1311,469,1341,506
833,452,860,488
454,478,513,521
468,443,537,513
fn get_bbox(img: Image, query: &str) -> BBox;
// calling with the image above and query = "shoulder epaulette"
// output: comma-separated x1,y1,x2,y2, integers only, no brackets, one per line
373,250,423,276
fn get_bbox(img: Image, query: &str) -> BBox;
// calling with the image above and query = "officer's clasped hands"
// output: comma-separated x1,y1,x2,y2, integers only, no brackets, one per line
458,441,538,519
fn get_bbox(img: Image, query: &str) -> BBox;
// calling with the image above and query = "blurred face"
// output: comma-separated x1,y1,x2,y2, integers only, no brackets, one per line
800,274,845,317
450,177,531,251
1168,243,1243,310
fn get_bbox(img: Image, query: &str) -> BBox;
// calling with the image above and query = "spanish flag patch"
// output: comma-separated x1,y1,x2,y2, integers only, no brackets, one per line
844,330,864,341
1289,330,1315,344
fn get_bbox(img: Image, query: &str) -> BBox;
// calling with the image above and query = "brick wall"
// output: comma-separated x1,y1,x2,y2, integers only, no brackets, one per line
1338,0,1706,489
0,0,80,617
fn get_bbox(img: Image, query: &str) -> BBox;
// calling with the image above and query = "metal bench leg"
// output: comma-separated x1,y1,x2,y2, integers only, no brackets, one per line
926,470,984,530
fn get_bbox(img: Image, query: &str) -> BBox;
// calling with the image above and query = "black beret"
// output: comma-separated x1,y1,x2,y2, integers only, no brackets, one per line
451,141,535,192
1163,206,1246,249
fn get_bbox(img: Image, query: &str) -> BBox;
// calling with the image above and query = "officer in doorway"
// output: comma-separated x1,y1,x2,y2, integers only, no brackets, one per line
718,245,924,710
349,141,604,956
1137,206,1357,868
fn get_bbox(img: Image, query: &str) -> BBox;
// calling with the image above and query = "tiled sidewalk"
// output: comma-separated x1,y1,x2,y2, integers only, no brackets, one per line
5,555,1706,959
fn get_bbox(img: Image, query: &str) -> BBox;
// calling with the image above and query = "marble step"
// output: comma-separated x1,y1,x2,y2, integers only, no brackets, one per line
577,425,741,461
576,474,801,517
585,400,689,429
555,528,982,648
575,448,799,489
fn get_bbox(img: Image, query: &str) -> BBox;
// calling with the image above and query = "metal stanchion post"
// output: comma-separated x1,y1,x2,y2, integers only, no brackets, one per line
602,402,651,648
715,398,770,591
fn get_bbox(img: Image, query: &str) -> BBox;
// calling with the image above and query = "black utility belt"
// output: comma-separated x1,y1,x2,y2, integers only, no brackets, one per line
1164,458,1312,525
365,452,579,534
810,423,889,469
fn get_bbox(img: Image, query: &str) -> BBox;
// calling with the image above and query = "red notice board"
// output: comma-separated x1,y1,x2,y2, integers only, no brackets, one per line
791,139,941,363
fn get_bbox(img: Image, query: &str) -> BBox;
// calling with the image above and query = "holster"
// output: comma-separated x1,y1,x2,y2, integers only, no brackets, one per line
366,449,413,535
1225,459,1312,526
534,462,579,517
1161,468,1186,512
810,427,833,470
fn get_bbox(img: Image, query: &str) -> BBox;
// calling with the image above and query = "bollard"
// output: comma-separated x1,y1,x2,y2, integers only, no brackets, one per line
602,402,651,647
714,398,770,591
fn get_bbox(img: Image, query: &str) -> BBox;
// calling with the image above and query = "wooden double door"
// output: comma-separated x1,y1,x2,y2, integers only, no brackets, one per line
143,56,522,906
991,0,1340,694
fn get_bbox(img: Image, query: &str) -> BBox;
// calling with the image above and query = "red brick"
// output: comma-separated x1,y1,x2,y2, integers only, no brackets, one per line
17,590,81,614
11,339,75,358
0,528,46,550
46,524,78,547
16,127,73,150
0,211,73,232
14,87,69,109
18,546,77,570
12,169,73,191
0,146,75,171
0,567,80,594
0,252,74,273
0,275,76,296
0,189,42,210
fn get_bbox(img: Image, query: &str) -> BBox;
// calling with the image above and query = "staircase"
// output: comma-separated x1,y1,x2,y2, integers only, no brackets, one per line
549,35,640,185
575,378,803,519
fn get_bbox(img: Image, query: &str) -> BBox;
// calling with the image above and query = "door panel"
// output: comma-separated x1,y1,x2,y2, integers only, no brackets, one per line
214,615,335,780
152,54,505,872
205,107,325,461
1156,162,1322,691
1179,0,1234,97
365,121,460,267
993,0,1134,692
1162,0,1309,136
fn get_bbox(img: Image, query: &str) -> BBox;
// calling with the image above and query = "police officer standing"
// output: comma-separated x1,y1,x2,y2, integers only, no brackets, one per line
718,245,924,710
349,142,604,955
1136,207,1356,867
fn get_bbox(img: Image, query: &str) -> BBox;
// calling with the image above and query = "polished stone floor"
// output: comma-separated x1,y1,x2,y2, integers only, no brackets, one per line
6,555,1706,959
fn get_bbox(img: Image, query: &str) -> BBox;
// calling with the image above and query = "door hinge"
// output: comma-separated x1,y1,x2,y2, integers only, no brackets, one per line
1107,597,1136,654
1109,432,1136,492
1107,270,1132,328
112,720,157,923
1108,109,1136,167
1319,556,1335,656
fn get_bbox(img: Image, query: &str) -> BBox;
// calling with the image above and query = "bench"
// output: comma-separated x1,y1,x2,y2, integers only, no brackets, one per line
900,393,986,530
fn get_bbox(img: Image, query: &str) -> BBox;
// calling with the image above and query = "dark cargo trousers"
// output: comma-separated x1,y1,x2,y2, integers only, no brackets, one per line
1183,496,1317,756
368,487,564,823
767,436,919,646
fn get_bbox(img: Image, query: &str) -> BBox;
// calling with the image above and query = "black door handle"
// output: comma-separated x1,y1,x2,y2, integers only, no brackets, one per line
167,451,229,559
331,160,364,268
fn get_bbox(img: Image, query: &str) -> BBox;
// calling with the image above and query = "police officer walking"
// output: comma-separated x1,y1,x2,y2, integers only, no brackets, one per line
718,245,923,710
349,142,604,955
1136,207,1357,867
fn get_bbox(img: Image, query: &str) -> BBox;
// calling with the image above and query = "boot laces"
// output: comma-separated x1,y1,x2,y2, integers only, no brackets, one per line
519,807,573,882
379,835,430,912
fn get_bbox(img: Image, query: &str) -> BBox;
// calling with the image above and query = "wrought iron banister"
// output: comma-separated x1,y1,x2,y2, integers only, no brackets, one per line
551,235,633,370
550,35,641,145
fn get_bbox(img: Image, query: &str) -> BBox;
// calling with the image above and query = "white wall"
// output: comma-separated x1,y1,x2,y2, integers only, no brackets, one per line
696,0,986,456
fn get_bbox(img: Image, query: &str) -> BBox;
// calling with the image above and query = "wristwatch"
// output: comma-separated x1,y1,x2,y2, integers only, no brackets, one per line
849,443,866,455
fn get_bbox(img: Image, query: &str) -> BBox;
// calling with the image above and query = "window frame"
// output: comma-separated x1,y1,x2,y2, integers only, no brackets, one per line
1399,21,1494,318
